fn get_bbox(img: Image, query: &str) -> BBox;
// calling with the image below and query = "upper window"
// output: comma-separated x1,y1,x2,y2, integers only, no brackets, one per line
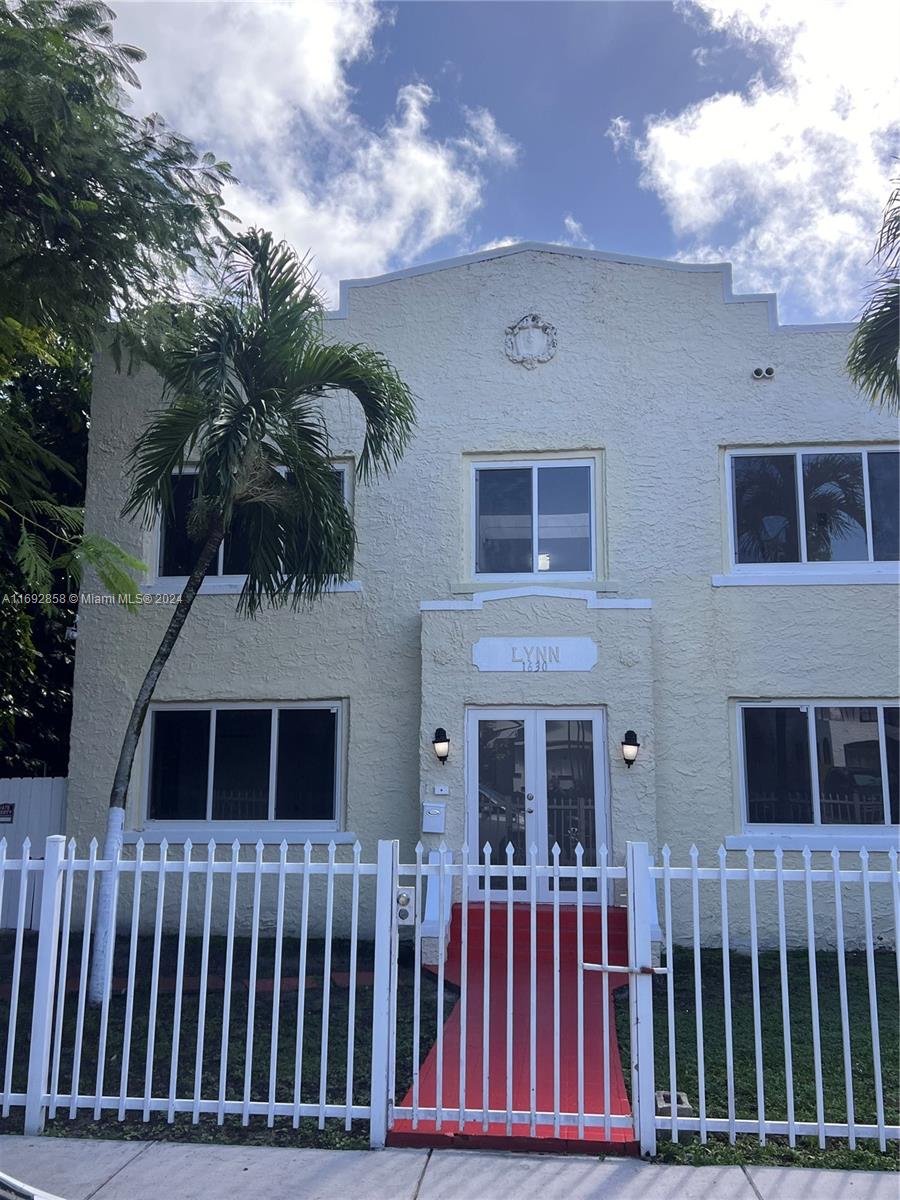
158,464,350,579
729,448,899,567
740,702,899,828
147,703,341,825
474,459,595,577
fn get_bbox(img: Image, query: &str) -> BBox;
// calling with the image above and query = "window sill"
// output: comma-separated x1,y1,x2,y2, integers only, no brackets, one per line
125,825,357,846
726,832,899,852
712,569,899,587
144,579,362,596
423,586,651,611
454,576,618,594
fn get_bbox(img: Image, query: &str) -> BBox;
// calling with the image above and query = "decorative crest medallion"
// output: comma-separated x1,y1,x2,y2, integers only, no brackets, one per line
504,313,557,369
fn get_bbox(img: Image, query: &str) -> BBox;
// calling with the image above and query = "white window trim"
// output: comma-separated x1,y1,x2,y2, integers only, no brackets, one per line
148,462,358,595
712,569,899,587
725,831,899,851
139,700,345,835
735,699,898,842
724,445,899,578
471,457,597,582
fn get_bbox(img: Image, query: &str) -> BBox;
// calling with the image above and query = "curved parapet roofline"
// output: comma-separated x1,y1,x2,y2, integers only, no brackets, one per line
325,240,855,334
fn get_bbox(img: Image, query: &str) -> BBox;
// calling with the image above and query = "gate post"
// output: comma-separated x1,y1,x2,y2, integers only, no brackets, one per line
626,841,657,1157
24,835,66,1135
369,839,398,1148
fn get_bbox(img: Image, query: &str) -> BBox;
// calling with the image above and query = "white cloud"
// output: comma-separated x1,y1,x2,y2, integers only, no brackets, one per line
604,115,632,154
474,236,525,252
630,0,900,320
561,215,594,249
457,107,519,165
111,0,516,302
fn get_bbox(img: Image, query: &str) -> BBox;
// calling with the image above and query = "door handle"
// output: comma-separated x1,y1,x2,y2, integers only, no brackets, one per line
526,793,534,801
526,808,535,814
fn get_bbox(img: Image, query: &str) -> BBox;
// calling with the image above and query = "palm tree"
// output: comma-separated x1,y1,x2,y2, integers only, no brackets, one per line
88,230,415,1000
847,178,899,413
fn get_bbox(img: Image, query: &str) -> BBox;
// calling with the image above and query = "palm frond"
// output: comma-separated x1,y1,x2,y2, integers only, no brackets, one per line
848,177,900,414
874,182,900,275
287,342,416,478
847,281,899,413
123,393,208,522
123,228,415,610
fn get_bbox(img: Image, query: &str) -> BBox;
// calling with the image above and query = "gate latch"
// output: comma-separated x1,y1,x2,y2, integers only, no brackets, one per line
582,962,670,976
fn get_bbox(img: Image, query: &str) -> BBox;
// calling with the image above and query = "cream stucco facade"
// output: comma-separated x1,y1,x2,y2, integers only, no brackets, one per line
67,245,900,944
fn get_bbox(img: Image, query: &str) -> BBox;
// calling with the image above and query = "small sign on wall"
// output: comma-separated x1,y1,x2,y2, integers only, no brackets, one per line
0,802,14,824
472,636,598,673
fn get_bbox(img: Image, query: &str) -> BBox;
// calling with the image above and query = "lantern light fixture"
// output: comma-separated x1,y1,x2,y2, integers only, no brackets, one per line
432,727,450,764
621,730,640,767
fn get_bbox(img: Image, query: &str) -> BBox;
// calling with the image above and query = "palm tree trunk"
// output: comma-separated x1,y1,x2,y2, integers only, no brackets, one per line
88,518,225,1004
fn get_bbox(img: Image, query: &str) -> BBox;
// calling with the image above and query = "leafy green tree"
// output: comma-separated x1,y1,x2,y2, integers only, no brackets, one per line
847,179,900,413
0,351,94,775
88,229,415,999
0,0,234,374
0,0,233,588
0,345,144,601
0,0,235,769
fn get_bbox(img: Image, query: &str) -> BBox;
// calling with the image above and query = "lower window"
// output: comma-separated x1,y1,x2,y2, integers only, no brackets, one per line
147,703,340,825
740,702,899,827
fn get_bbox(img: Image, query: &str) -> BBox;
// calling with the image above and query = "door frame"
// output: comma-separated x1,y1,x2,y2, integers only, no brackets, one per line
464,705,611,902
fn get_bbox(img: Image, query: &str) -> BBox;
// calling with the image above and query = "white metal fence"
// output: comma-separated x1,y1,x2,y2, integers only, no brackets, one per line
1,835,897,1158
650,844,900,1153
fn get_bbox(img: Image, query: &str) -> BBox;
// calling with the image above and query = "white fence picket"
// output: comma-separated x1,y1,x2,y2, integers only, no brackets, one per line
268,840,287,1129
458,842,470,1133
192,842,215,1125
317,842,336,1130
802,846,826,1148
860,849,886,1152
717,845,736,1145
689,845,707,1143
3,838,30,1116
831,847,856,1149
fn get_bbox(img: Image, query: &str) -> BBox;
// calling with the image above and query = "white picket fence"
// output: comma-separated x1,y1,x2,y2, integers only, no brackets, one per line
0,835,897,1157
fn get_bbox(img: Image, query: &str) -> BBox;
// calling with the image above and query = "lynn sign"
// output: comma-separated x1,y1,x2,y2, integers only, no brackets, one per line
472,637,598,673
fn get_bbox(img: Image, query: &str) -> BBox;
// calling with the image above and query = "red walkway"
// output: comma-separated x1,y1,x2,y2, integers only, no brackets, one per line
389,903,636,1154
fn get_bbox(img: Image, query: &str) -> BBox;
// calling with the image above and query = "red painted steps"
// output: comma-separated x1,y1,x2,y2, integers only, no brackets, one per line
389,903,636,1155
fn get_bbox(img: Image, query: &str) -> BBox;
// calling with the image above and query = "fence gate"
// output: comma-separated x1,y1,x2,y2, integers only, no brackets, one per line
379,841,655,1153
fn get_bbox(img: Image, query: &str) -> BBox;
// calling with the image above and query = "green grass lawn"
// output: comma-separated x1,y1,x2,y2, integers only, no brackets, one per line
0,931,452,1150
615,945,899,1170
3,933,897,1168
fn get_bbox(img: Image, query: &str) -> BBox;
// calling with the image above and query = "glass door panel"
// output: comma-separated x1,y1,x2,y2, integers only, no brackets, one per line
477,718,528,889
544,718,597,892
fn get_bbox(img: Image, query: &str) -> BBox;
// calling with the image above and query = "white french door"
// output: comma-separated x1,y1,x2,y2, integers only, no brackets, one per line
465,707,608,901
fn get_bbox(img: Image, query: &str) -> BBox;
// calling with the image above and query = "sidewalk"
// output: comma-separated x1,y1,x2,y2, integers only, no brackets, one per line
0,1136,896,1200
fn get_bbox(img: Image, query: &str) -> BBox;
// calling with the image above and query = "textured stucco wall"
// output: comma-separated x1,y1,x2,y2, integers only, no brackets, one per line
68,247,899,944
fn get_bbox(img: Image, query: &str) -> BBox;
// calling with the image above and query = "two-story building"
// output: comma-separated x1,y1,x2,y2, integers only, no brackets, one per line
66,244,900,940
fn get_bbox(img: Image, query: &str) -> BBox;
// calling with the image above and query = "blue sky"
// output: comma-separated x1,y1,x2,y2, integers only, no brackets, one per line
347,2,763,259
115,1,898,323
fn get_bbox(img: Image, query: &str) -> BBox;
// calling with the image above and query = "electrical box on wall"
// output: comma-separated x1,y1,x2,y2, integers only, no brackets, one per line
421,801,446,834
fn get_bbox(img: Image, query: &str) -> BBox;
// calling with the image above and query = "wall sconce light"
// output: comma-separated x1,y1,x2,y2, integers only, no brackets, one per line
432,727,450,764
621,730,640,767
